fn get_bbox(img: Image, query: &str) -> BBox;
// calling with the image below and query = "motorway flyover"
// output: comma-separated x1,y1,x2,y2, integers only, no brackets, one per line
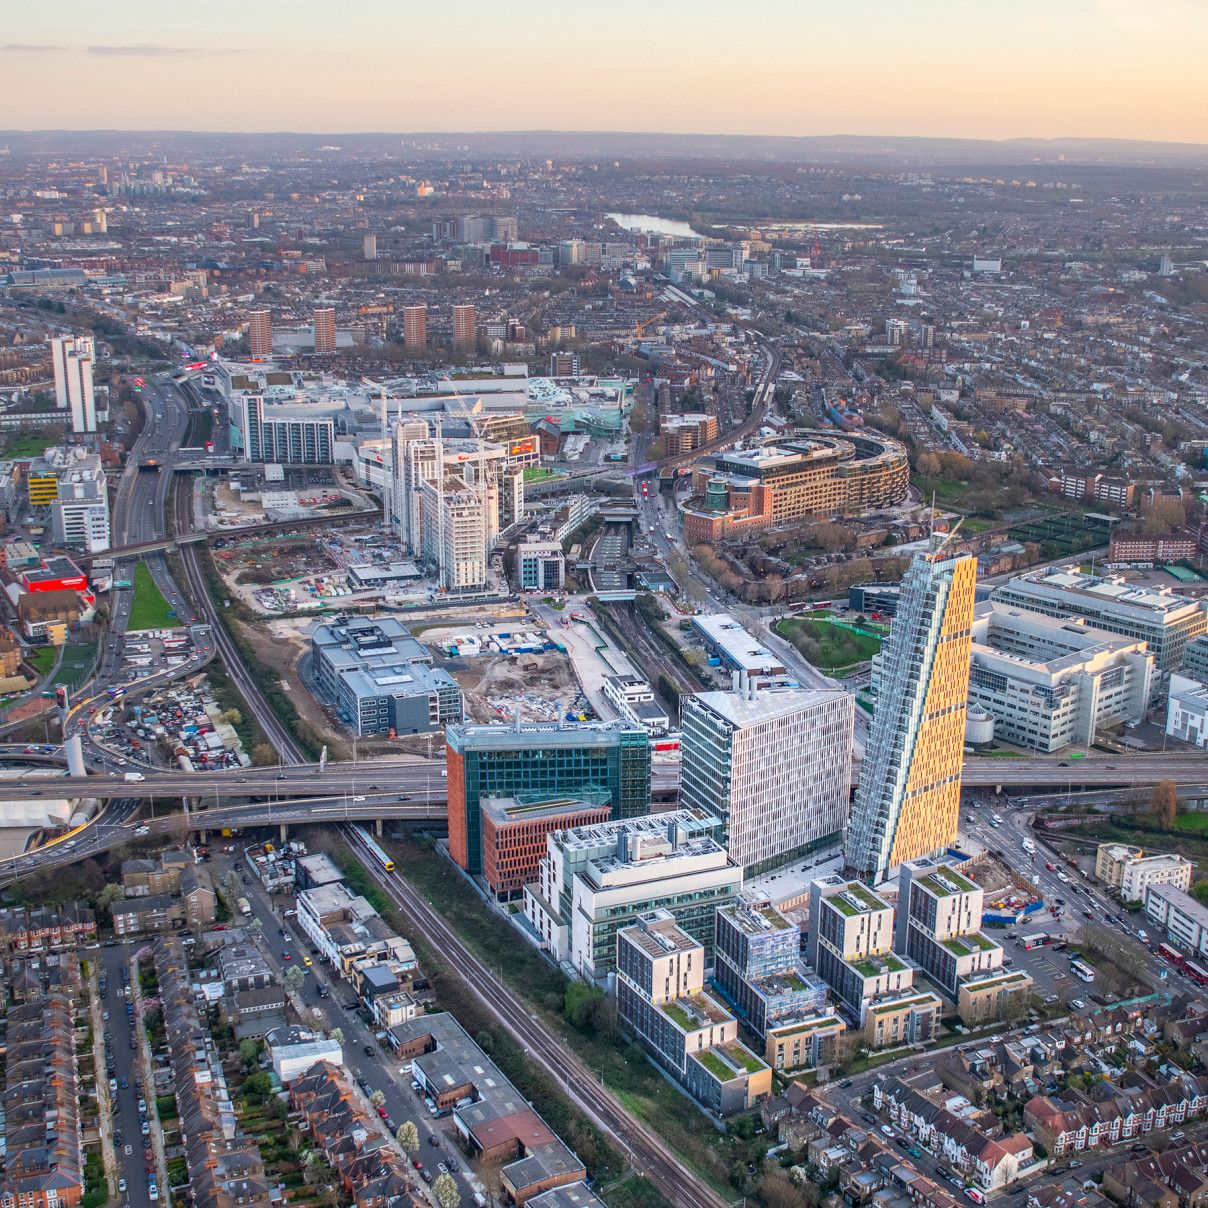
2,752,1207,802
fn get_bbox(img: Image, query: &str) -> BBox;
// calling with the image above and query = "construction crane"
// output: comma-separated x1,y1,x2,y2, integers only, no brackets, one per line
633,309,667,339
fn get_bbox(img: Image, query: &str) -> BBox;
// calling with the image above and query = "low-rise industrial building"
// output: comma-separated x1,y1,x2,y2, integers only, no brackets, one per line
1167,673,1208,749
602,674,671,735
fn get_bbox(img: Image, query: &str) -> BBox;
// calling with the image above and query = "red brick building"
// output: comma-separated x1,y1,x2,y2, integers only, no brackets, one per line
481,796,611,899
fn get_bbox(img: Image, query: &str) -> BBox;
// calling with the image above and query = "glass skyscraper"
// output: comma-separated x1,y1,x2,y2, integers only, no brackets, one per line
845,543,976,881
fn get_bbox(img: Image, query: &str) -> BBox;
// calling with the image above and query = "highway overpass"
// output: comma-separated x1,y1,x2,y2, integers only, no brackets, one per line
2,752,1206,804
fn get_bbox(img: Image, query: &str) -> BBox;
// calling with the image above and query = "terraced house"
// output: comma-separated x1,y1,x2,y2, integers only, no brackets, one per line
1025,1077,1208,1156
0,989,82,1208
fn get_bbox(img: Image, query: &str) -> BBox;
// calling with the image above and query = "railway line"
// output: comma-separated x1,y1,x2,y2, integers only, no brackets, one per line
342,825,730,1208
171,472,305,762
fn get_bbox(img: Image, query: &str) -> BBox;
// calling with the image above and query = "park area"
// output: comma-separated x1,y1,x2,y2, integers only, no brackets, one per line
773,613,883,674
127,562,181,631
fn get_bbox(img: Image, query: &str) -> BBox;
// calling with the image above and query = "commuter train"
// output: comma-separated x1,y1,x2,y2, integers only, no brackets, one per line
350,824,395,873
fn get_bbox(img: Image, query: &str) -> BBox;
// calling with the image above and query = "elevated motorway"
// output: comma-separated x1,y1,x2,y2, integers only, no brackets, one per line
80,507,381,563
3,752,1206,804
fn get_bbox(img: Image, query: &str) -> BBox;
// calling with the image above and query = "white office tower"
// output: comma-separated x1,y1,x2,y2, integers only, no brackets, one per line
51,335,96,429
49,450,110,552
680,680,854,875
389,420,514,593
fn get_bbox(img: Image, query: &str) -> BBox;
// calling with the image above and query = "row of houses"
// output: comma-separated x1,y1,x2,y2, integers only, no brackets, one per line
1,987,83,1208
1100,1140,1208,1208
293,854,422,1031
1025,1076,1208,1156
290,1062,424,1208
0,902,96,952
873,1076,1036,1192
764,1087,965,1208
155,936,273,1208
111,858,217,936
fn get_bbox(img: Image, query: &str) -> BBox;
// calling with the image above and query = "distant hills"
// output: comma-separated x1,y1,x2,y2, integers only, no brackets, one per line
2,129,1208,168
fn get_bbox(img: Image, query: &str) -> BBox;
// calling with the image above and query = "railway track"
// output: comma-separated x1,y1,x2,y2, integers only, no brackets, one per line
171,473,305,763
342,826,730,1208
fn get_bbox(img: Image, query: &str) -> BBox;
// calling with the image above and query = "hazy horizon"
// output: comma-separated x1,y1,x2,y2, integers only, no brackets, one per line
2,0,1205,144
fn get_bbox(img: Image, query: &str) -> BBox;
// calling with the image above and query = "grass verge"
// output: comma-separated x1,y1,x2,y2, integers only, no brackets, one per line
128,562,182,631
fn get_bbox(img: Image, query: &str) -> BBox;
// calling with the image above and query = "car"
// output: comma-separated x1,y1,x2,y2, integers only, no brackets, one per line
908,1147,922,1159
413,1160,423,1171
303,955,313,967
839,1079,853,1088
364,1043,374,1056
141,1122,150,1136
1045,862,1057,871
966,1190,986,1205
428,1136,441,1147
1071,999,1086,1010
282,953,292,961
124,1145,132,1156
862,1113,876,1125
118,1180,127,1193
377,1105,388,1119
437,1163,448,1175
353,795,366,802
149,1186,159,1202
880,1125,894,1137
421,1170,433,1184
1172,1131,1186,1141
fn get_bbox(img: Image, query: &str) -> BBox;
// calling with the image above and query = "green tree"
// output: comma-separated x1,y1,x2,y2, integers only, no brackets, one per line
96,883,124,912
433,1172,461,1208
239,1038,261,1070
563,981,605,1031
395,1121,420,1154
327,1027,344,1046
285,966,306,994
369,1089,386,1109
242,1071,273,1101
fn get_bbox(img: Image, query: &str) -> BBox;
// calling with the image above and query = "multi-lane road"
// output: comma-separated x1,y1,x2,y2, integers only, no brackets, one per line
3,749,1205,806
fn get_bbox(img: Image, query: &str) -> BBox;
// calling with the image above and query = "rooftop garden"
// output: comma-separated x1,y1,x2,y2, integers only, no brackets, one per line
832,882,886,917
772,1017,841,1038
662,1000,699,1031
694,1048,736,1082
853,953,906,978
869,993,934,1016
722,1044,768,1075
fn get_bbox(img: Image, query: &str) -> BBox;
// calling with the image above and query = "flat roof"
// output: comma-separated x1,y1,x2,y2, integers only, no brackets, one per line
691,613,786,673
690,685,849,729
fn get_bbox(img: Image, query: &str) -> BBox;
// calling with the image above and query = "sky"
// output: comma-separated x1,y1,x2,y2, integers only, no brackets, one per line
1,0,1206,143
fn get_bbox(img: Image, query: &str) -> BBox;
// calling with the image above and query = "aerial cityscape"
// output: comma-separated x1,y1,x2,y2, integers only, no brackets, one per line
0,8,1207,1208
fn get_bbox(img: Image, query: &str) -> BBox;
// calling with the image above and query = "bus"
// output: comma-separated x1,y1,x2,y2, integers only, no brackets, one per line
1158,942,1185,968
1185,961,1208,986
1070,958,1096,983
1020,933,1050,950
351,824,396,873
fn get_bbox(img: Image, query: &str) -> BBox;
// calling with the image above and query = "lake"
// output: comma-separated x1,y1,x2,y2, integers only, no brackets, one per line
606,212,703,238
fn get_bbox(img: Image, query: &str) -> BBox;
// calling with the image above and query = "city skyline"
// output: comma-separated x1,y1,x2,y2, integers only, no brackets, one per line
1,0,1206,142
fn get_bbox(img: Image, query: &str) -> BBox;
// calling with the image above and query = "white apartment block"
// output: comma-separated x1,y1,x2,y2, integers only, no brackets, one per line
991,566,1207,672
966,603,1154,752
521,809,740,984
1144,883,1208,960
679,683,853,875
1167,673,1208,749
1096,842,1194,902
390,421,517,592
41,449,110,552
